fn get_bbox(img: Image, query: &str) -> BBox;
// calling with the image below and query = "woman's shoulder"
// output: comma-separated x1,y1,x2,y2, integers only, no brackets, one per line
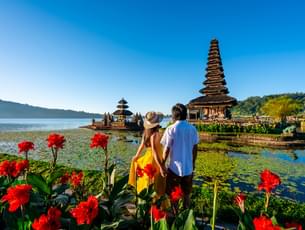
150,131,161,141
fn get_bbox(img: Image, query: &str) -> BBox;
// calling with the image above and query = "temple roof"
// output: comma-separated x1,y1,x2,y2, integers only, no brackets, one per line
118,98,128,104
113,97,133,116
113,110,133,116
189,95,237,106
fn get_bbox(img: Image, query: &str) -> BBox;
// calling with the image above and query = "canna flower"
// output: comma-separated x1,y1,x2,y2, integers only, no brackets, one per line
143,164,157,179
170,186,184,202
70,171,84,187
1,184,32,212
151,205,166,222
18,141,34,154
285,222,303,230
15,160,29,175
90,133,109,149
235,193,246,213
253,216,281,230
136,166,144,177
258,169,281,193
70,196,99,225
0,160,29,178
32,207,62,230
0,160,14,177
47,133,65,150
60,172,70,184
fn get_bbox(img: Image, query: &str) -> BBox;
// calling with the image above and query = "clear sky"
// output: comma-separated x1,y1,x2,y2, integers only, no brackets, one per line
1,0,305,114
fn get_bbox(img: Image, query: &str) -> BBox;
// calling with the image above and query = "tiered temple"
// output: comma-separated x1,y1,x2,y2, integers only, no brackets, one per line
188,39,237,120
84,98,143,131
113,98,133,123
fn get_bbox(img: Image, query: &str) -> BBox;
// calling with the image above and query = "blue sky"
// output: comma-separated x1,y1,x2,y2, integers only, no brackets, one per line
1,0,305,114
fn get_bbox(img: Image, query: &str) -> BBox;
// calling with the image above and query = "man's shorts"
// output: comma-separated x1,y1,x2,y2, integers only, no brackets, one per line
166,169,193,196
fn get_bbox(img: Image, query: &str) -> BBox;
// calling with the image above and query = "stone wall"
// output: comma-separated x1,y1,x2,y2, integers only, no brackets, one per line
199,132,305,148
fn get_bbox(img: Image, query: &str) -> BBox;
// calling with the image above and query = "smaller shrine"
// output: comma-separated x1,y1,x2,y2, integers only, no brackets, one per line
84,98,144,131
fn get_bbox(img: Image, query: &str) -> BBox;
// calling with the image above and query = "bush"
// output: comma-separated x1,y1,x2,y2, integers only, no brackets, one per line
196,123,282,134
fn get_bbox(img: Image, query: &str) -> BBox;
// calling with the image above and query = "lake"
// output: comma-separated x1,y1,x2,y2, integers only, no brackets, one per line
0,118,171,132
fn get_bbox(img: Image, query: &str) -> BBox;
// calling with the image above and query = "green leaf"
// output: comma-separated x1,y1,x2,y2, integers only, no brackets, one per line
100,221,121,230
153,219,169,230
109,175,128,202
171,210,197,230
27,173,51,195
183,210,197,230
46,169,64,186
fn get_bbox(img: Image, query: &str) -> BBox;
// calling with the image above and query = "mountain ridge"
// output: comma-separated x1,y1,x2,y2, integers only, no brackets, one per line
0,99,101,118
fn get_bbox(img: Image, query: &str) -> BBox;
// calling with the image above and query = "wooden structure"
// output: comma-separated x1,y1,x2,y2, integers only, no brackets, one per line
188,39,237,121
83,98,144,131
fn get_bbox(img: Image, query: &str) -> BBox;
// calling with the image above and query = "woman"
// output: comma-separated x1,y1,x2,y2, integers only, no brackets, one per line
128,111,166,195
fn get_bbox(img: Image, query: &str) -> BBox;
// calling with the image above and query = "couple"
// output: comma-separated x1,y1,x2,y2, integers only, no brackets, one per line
128,103,199,208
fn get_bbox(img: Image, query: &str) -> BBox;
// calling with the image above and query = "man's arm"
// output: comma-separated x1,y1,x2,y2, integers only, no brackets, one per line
163,147,171,164
192,144,198,170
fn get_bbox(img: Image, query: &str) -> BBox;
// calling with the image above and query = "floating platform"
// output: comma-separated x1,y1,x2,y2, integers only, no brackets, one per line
81,121,143,132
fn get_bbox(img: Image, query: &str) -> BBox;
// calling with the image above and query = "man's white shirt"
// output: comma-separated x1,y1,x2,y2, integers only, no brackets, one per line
161,120,199,177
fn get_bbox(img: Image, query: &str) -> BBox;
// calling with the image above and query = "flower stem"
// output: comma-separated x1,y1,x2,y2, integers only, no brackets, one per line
265,192,270,212
211,181,218,230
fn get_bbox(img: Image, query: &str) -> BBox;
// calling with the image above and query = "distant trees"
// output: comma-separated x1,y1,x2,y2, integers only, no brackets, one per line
231,93,305,116
260,96,303,123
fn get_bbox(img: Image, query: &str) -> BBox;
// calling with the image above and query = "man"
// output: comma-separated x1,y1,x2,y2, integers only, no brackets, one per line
161,103,199,208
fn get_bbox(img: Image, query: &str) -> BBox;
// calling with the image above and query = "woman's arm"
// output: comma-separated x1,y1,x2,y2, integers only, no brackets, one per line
151,133,166,177
132,135,145,161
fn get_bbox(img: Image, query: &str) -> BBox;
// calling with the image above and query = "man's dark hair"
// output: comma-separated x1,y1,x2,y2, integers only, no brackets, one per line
172,103,187,121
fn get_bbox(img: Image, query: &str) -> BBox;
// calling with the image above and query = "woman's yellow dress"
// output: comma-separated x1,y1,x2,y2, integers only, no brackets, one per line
128,147,165,195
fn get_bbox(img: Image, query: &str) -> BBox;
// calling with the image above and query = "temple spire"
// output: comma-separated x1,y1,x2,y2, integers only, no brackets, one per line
200,39,228,96
187,39,237,120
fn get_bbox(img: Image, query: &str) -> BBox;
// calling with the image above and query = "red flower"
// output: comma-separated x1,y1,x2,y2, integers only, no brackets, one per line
32,207,62,230
170,186,184,202
285,222,303,230
151,205,166,222
258,169,281,193
47,134,65,150
70,171,83,187
15,160,29,175
143,164,157,179
70,196,99,225
0,160,28,178
136,166,144,177
0,160,14,177
1,184,32,212
60,172,70,184
18,141,34,154
235,193,246,213
90,133,109,149
253,216,281,230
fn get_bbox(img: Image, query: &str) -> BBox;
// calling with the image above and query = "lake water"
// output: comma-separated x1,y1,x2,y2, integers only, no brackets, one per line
0,119,95,132
0,118,171,132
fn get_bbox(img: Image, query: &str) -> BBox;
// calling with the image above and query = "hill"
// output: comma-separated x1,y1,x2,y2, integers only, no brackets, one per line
231,93,305,116
0,99,101,118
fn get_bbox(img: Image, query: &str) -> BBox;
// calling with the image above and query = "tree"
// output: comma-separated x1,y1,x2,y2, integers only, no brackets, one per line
260,96,303,123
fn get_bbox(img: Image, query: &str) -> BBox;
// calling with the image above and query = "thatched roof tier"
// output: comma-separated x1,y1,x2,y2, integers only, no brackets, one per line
113,110,133,116
203,79,226,85
189,95,237,106
117,104,129,109
200,87,229,95
118,98,128,104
